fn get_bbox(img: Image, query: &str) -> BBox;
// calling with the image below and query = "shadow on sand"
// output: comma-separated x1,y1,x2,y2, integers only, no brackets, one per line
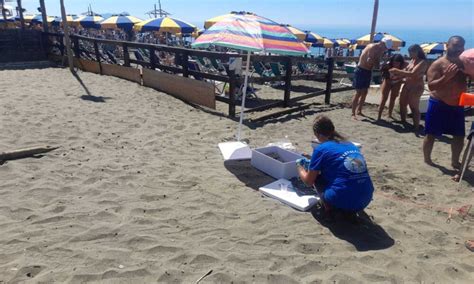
72,72,112,103
224,160,395,251
310,208,395,251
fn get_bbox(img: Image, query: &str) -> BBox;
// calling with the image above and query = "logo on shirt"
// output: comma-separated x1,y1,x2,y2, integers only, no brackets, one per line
343,153,367,174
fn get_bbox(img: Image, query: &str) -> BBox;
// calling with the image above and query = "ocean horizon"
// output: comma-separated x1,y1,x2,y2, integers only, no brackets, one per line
299,25,474,55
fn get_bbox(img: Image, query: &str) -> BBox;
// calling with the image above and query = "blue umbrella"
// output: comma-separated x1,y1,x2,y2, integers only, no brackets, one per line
73,15,104,29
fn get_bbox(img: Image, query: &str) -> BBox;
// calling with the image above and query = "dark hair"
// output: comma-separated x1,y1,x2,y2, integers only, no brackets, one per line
408,44,426,60
449,35,466,45
389,54,405,68
313,115,345,142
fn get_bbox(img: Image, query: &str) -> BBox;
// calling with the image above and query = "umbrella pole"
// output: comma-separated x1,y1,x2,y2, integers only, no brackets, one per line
236,51,251,141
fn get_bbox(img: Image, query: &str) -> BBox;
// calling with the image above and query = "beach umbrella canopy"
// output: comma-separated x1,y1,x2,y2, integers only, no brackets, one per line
14,14,37,23
313,38,338,48
51,15,79,26
305,31,324,44
334,38,351,48
282,24,306,41
193,12,309,56
134,17,197,34
73,15,104,29
421,42,447,55
355,32,405,50
31,15,58,25
100,15,142,31
192,12,309,160
204,11,250,29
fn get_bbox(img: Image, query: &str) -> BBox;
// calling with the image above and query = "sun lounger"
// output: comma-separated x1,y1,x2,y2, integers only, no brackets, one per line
259,179,320,211
253,61,273,77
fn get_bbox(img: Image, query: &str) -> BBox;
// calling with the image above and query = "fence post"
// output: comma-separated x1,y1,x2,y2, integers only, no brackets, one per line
72,36,80,58
181,51,189,78
149,47,156,69
122,42,130,67
284,56,292,107
94,40,103,75
59,34,65,57
228,70,236,117
325,57,335,104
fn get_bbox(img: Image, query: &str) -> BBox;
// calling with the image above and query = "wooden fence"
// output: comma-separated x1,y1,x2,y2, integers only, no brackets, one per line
0,29,47,63
43,32,356,117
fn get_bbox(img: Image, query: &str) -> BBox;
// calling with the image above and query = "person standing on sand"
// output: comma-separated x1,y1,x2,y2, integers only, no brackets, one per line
351,37,392,120
390,44,429,133
423,36,467,174
378,54,406,120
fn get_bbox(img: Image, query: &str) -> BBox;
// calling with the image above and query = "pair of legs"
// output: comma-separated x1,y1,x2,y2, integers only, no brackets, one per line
378,80,402,120
399,84,424,131
351,88,368,119
423,134,464,169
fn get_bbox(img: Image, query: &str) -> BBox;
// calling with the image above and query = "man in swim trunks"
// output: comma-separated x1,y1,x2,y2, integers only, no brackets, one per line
423,36,467,174
351,37,392,120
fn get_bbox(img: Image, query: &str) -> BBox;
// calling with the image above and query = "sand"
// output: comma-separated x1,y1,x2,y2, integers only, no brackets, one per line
0,67,473,283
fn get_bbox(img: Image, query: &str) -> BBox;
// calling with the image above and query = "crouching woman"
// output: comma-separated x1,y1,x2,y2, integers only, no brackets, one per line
297,115,374,213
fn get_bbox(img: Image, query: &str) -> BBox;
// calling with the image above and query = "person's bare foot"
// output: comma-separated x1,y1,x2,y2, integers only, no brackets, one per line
465,240,474,252
452,174,461,182
424,158,434,166
351,114,358,121
357,111,364,117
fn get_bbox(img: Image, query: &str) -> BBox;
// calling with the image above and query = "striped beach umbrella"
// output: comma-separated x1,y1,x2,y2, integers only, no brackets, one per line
193,12,309,56
134,17,196,34
334,38,351,48
31,15,59,26
100,15,142,31
314,38,338,48
14,14,37,23
73,15,104,29
355,32,405,50
282,25,306,41
305,31,324,44
421,42,447,55
51,15,78,26
192,12,309,151
204,11,248,29
0,16,16,28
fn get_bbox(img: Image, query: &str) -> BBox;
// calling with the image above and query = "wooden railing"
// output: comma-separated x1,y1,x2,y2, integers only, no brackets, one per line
42,32,355,117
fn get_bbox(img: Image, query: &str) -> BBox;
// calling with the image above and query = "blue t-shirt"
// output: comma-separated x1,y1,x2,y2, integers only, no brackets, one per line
310,141,374,211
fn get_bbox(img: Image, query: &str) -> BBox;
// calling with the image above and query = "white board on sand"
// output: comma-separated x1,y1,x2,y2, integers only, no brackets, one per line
259,179,320,211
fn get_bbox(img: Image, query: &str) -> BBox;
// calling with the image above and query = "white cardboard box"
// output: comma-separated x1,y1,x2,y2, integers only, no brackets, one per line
259,179,320,211
251,146,304,180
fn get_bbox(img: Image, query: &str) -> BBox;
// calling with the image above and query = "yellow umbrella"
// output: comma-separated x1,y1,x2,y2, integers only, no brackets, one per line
305,31,324,44
334,38,351,48
421,42,447,55
314,38,336,48
100,15,142,30
204,11,256,29
355,32,405,50
282,25,306,41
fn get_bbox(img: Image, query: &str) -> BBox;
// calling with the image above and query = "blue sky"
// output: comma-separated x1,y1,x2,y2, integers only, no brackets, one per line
17,0,473,30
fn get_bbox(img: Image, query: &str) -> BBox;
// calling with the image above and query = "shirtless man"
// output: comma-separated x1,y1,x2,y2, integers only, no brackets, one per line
351,37,392,120
423,36,467,174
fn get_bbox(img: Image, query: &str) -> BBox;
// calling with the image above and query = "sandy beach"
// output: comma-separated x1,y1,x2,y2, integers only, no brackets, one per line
0,67,473,283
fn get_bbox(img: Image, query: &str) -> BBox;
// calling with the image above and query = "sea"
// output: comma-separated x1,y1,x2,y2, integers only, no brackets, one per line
299,25,474,56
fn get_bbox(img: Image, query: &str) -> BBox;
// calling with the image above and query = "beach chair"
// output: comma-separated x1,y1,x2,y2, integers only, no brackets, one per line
134,50,145,62
458,123,474,183
297,62,318,75
339,63,357,87
105,50,118,64
253,61,273,77
270,62,286,86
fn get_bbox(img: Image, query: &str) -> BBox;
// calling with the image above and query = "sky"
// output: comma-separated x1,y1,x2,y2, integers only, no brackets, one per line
13,0,473,30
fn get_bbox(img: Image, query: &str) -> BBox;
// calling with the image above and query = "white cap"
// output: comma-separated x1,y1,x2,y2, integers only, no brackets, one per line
381,37,393,49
